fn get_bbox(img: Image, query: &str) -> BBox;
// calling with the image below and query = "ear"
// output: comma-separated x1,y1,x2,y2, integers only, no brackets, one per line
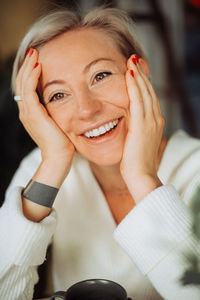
138,58,150,77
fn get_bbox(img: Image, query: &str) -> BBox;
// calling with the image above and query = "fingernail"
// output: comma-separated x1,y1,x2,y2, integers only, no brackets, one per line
34,62,39,69
132,58,136,65
26,48,30,55
134,54,139,63
130,70,134,77
30,48,34,56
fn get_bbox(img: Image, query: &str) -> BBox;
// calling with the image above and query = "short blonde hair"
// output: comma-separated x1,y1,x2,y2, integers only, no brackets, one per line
11,7,145,93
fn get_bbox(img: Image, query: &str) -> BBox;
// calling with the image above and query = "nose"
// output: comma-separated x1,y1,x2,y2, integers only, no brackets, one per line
75,88,102,120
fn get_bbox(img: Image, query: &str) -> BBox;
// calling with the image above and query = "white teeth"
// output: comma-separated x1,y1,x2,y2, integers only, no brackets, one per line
109,122,114,129
84,119,119,138
105,124,110,131
85,132,90,138
93,129,99,137
99,126,106,134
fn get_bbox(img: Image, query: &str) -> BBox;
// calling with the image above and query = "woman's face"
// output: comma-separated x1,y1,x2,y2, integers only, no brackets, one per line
38,28,130,166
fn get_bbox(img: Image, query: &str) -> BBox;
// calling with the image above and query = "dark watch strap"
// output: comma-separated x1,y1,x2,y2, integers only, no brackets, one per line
23,180,58,208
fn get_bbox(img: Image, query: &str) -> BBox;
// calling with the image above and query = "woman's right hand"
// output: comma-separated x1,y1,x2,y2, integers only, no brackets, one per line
15,48,75,221
15,48,75,168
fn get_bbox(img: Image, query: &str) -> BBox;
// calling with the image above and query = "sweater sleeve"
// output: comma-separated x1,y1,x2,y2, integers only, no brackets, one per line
0,150,57,300
114,184,200,300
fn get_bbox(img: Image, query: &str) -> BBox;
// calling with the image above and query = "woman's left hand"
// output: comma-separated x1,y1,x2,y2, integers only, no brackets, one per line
120,54,165,203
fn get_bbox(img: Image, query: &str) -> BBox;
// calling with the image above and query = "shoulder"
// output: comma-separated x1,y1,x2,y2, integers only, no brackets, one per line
159,130,200,189
161,130,200,170
8,147,42,187
17,147,42,175
169,130,200,169
167,129,200,155
19,147,42,167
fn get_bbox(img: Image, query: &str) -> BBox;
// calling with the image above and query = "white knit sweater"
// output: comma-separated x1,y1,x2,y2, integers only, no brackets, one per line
0,130,200,300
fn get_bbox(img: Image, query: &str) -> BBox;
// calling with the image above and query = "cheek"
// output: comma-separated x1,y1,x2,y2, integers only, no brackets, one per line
104,75,129,110
47,107,74,134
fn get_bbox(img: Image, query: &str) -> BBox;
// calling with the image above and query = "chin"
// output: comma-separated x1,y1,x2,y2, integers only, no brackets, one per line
74,117,127,167
80,148,123,167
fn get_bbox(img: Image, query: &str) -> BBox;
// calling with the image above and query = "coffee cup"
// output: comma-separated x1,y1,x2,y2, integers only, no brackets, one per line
49,279,132,299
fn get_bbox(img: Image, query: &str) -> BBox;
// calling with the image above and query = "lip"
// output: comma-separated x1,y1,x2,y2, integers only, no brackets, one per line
80,117,123,145
79,117,122,136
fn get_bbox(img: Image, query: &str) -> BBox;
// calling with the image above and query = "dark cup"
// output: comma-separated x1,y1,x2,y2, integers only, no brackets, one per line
49,279,132,300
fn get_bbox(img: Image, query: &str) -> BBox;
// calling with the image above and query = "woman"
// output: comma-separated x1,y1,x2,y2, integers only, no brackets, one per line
0,7,200,300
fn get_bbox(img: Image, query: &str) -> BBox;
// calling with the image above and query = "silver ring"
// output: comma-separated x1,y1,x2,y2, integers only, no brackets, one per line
14,95,22,101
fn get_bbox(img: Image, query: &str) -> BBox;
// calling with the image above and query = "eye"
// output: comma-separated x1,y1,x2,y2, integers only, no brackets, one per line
49,92,67,103
94,71,112,83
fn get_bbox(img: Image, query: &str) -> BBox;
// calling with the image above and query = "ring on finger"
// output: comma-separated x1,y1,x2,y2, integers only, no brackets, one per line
14,95,22,101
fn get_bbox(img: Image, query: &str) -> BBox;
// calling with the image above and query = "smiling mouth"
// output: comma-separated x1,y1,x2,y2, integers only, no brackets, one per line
83,118,121,139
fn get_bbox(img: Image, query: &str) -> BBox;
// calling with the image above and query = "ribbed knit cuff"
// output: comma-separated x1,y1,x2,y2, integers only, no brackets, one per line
114,185,194,274
0,186,57,268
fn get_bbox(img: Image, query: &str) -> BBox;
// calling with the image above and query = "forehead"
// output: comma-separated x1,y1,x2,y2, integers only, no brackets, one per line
38,27,122,65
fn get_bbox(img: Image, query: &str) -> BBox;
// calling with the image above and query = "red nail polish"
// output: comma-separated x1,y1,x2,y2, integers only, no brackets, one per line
134,54,139,63
130,70,134,77
26,48,30,55
34,62,39,69
30,49,34,56
132,58,136,65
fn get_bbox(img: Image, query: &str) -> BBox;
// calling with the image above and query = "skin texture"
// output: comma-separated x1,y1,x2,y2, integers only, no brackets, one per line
15,28,165,223
38,28,130,166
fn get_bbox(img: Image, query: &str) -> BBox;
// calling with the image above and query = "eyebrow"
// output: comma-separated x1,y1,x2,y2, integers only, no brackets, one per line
43,58,115,91
83,57,115,73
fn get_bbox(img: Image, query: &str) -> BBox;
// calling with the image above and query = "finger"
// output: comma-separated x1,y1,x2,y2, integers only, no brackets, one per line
16,48,30,81
20,50,41,107
136,61,162,117
23,62,41,95
21,49,38,80
136,61,165,133
15,52,30,114
18,57,42,123
15,49,41,119
21,49,39,94
128,55,154,119
125,69,144,120
16,99,24,116
22,64,42,118
16,48,34,95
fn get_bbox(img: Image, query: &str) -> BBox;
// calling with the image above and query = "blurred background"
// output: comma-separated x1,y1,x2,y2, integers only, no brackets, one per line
0,0,200,206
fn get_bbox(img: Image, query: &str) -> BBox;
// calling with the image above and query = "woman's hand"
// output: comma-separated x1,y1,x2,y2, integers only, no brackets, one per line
120,54,165,203
15,48,75,221
15,48,75,166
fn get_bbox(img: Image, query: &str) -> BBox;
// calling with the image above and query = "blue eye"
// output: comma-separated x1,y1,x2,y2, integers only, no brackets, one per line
49,92,66,103
94,71,112,83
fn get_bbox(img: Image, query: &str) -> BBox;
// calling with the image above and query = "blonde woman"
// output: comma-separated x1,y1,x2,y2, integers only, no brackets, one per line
0,7,200,300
